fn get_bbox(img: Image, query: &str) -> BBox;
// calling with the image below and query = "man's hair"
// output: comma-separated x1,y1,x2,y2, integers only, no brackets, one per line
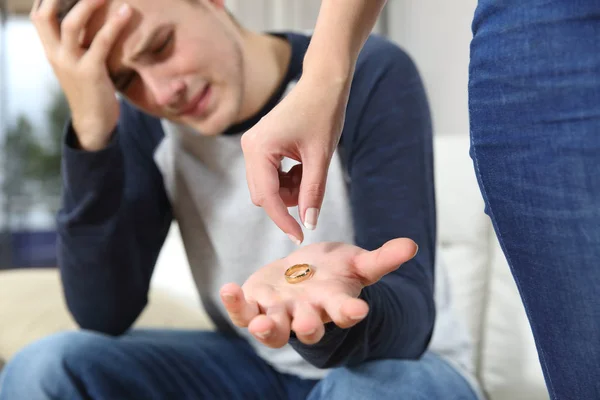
55,0,238,27
56,0,79,21
56,0,203,21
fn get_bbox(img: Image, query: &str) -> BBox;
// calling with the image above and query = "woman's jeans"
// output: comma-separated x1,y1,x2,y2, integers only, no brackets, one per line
469,1,600,398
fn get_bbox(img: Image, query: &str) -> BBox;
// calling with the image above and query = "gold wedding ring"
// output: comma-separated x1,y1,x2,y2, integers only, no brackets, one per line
284,264,314,284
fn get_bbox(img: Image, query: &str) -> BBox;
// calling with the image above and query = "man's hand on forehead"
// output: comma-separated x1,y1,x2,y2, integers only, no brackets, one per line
37,0,81,21
30,0,133,151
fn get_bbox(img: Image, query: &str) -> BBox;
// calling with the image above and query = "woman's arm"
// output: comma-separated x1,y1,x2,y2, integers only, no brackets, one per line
241,0,387,242
304,0,387,81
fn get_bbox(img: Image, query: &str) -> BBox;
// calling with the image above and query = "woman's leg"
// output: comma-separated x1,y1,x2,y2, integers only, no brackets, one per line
469,1,600,398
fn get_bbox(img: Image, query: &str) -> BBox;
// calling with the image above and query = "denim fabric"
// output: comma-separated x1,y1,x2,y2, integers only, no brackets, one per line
0,330,479,400
469,1,600,398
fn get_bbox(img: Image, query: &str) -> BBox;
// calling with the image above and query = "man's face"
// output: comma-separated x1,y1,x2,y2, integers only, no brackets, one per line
85,0,245,136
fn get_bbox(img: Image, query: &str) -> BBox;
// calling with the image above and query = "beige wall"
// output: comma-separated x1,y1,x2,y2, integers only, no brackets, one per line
228,0,476,138
227,0,385,34
5,0,34,15
388,1,477,137
227,0,321,31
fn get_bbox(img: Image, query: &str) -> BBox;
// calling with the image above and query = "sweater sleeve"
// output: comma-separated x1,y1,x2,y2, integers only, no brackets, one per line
57,101,173,336
289,38,436,368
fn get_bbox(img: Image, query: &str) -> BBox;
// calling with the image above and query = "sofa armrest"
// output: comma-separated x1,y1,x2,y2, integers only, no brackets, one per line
0,269,214,363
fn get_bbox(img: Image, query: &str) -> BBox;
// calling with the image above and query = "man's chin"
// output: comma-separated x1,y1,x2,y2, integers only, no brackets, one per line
156,102,238,136
186,106,242,136
180,116,228,137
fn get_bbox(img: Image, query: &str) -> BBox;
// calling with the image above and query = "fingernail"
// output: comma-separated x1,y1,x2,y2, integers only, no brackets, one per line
350,313,368,321
302,328,317,336
222,293,235,303
304,208,319,230
118,4,130,16
412,243,419,258
287,234,302,246
255,330,271,339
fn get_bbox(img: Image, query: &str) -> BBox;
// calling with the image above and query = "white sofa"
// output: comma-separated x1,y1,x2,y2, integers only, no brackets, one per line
0,134,549,399
432,135,549,400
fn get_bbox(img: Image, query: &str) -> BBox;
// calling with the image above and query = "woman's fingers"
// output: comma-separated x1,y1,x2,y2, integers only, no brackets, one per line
241,133,304,244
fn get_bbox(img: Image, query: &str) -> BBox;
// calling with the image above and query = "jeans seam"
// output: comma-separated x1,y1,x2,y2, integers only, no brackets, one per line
468,134,556,398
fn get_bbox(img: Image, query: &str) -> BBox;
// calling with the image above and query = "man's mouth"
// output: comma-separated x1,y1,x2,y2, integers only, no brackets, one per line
177,85,212,117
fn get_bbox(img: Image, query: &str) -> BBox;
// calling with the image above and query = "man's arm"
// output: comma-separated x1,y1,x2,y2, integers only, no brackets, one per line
57,101,173,336
289,40,436,368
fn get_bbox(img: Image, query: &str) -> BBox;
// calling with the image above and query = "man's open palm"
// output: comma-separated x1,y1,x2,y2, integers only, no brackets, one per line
220,238,418,348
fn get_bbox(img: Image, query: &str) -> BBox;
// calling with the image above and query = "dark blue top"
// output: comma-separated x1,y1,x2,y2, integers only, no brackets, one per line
57,32,436,369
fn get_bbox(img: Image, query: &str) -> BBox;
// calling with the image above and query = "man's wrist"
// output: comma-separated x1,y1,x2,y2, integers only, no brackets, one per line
66,122,118,153
68,125,116,153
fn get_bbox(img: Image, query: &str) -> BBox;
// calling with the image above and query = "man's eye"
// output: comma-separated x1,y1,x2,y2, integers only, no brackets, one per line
152,33,173,55
119,72,137,92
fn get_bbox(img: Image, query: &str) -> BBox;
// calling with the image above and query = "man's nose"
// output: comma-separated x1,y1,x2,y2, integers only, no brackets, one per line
145,74,186,109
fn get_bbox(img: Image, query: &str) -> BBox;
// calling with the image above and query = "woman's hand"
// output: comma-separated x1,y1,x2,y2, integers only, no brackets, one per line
240,75,351,245
219,238,418,348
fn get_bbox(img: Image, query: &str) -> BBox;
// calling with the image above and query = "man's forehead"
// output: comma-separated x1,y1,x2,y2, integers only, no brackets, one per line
82,1,143,59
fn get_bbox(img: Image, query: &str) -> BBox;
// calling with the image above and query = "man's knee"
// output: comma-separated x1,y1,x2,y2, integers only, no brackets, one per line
0,330,113,400
309,353,478,400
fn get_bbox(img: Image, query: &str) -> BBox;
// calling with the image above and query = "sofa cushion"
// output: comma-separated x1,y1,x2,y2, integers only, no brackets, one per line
481,239,548,400
433,134,547,400
434,135,491,372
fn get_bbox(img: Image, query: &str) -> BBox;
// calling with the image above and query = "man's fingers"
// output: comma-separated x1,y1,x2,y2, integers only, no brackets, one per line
298,152,329,231
291,302,324,345
31,0,60,50
86,3,132,63
321,293,369,329
248,305,291,348
220,283,259,328
352,238,419,285
248,315,276,342
61,0,106,50
246,156,304,245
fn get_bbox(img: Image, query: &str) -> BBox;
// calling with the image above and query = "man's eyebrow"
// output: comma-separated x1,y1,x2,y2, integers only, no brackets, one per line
108,24,171,90
130,24,170,61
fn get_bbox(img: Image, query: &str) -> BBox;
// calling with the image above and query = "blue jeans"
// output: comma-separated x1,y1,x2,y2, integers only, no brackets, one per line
0,330,478,400
469,1,600,398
